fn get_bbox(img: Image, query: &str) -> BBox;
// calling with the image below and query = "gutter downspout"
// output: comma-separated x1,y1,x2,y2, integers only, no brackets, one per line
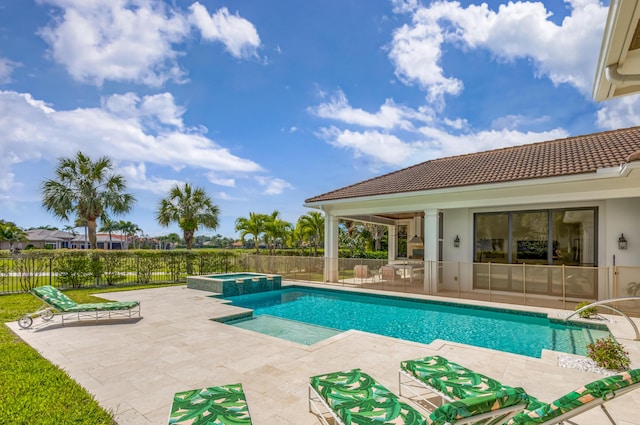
606,64,640,87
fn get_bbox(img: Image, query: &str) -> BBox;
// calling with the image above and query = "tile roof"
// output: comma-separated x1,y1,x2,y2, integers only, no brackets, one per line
305,126,640,203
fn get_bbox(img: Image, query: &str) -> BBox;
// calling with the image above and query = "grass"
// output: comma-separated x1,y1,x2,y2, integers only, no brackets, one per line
0,284,180,425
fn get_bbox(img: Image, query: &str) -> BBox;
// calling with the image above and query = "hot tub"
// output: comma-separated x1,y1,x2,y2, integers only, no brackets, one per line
186,272,282,296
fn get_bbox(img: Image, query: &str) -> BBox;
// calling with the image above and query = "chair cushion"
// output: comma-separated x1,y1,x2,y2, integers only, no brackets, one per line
401,356,471,381
310,369,426,425
169,383,252,425
507,369,640,425
425,369,510,400
32,285,78,311
427,387,529,425
64,301,139,312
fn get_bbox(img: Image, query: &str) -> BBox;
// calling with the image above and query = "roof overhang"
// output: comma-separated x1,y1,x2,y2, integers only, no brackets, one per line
305,164,640,216
593,0,640,101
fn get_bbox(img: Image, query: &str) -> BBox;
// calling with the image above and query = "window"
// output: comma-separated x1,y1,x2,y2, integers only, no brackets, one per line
474,207,598,297
474,208,596,266
475,213,508,263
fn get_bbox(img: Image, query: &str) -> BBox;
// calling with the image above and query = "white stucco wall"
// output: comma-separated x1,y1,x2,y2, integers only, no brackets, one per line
603,197,640,268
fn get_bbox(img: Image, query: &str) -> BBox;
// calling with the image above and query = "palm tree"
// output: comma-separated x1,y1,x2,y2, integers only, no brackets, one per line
41,151,136,249
263,210,292,255
117,220,142,249
99,218,118,249
235,212,266,253
288,221,306,249
299,211,324,256
155,183,220,250
0,220,28,252
62,224,77,249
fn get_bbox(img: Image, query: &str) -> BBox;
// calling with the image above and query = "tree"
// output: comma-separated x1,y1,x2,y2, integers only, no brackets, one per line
263,210,292,254
62,224,77,249
156,183,220,250
365,223,387,251
288,221,306,249
0,220,28,252
41,152,136,249
117,220,142,249
299,211,324,256
235,212,266,253
99,217,118,249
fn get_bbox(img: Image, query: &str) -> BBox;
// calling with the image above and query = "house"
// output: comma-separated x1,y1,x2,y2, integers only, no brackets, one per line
305,126,640,301
1,229,129,250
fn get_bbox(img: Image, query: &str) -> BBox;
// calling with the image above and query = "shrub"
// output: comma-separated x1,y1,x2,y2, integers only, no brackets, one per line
575,301,597,319
55,252,92,288
587,337,630,371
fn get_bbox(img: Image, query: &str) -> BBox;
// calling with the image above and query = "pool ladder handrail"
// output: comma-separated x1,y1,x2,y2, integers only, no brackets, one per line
563,297,640,341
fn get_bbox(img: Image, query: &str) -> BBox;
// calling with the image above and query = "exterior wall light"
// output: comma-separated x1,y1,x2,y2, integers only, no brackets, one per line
618,233,628,250
454,235,460,248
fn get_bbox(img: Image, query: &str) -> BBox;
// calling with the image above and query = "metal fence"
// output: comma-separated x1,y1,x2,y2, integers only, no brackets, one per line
321,258,640,316
2,251,638,316
0,251,242,293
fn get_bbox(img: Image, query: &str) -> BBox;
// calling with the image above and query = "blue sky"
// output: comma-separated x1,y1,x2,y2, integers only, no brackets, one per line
0,0,636,239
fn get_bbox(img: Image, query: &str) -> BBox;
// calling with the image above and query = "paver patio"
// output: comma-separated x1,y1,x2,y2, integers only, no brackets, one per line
7,284,640,425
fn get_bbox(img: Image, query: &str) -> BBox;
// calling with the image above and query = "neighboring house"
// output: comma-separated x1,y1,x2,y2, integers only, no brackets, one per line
0,229,129,250
305,126,640,301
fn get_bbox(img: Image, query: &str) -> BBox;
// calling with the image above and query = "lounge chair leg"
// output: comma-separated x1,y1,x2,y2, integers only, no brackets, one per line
600,405,618,425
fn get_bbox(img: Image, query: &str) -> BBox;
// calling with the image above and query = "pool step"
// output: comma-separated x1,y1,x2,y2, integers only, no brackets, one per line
225,315,343,345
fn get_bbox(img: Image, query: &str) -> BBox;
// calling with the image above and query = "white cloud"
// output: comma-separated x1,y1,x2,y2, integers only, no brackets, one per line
38,0,190,86
189,3,261,59
309,89,434,130
207,174,236,187
596,96,640,130
0,58,20,84
103,92,184,129
317,126,415,165
118,162,182,194
255,176,293,195
391,0,420,14
316,124,567,167
0,90,263,191
490,114,551,131
389,0,607,101
36,0,261,86
415,126,569,160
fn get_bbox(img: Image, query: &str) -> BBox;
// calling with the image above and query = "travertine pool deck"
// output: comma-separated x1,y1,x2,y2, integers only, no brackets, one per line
7,283,640,425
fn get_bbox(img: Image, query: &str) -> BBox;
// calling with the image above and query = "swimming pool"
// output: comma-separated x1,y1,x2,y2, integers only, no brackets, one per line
220,287,611,358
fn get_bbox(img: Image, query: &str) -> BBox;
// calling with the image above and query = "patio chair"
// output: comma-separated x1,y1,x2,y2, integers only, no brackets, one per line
169,383,253,425
400,355,640,425
18,285,141,329
380,265,397,284
506,368,640,425
399,356,523,409
309,368,529,425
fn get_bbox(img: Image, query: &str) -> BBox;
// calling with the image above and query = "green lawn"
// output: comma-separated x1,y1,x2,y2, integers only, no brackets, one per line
0,284,180,425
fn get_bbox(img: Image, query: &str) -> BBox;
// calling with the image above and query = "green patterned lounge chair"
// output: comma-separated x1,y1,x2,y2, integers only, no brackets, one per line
399,356,522,410
506,368,640,425
18,285,141,329
169,384,253,425
308,368,529,425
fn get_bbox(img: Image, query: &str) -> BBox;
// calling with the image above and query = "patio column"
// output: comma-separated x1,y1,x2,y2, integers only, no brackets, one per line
387,225,397,262
423,209,440,291
324,211,339,283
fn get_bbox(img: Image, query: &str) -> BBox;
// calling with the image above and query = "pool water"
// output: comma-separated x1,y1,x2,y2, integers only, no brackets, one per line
221,287,611,357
